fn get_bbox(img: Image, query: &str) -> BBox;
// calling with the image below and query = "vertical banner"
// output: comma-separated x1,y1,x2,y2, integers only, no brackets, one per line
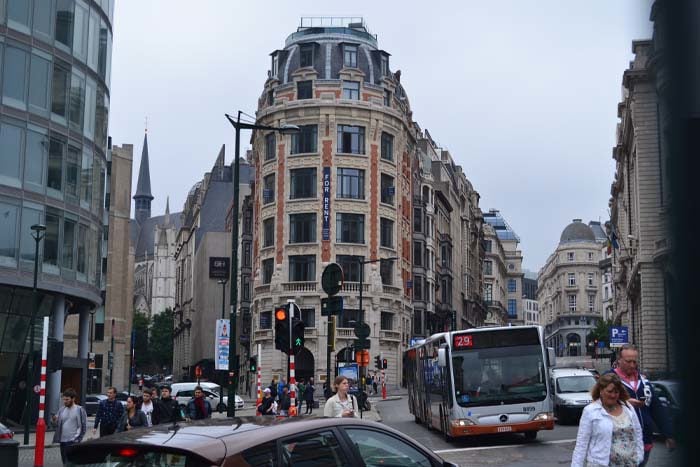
322,167,331,240
215,319,230,370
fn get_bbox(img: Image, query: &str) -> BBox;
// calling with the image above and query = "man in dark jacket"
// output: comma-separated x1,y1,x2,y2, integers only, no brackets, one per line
93,387,124,437
278,386,291,416
257,388,275,415
607,344,675,466
153,385,182,425
186,386,212,420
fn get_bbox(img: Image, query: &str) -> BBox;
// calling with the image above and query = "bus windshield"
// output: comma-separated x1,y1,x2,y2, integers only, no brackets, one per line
452,344,547,407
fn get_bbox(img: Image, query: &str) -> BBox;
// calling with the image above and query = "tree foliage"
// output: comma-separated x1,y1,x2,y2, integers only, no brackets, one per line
150,309,174,371
133,311,150,368
587,319,613,345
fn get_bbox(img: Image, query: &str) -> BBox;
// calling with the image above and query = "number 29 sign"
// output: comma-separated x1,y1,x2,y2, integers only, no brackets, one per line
453,334,473,349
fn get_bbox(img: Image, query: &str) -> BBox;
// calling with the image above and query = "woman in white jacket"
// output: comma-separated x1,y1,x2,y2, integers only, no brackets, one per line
572,373,643,467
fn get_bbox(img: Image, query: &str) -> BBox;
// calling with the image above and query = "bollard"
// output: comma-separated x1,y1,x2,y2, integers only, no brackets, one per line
34,316,49,467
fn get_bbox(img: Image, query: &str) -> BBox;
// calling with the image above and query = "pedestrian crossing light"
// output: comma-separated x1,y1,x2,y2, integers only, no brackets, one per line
249,356,257,372
292,317,305,352
382,358,388,370
375,355,382,369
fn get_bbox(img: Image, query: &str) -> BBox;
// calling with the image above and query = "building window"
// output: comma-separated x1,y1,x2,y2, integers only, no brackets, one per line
51,61,70,120
263,174,275,204
380,218,394,249
299,44,314,67
588,252,594,261
242,276,251,301
262,258,274,284
337,168,364,199
291,125,317,154
483,260,492,276
301,308,315,328
297,80,312,99
337,125,365,154
568,273,576,286
484,283,493,302
0,202,19,264
263,218,274,248
508,279,517,293
271,54,278,78
243,242,252,267
588,294,595,312
587,273,594,286
48,136,65,192
381,312,393,331
260,310,272,330
342,81,360,100
604,287,609,300
55,0,74,49
484,240,492,252
267,90,274,106
380,260,393,285
336,255,364,282
289,255,315,281
336,213,364,244
413,241,423,267
339,308,363,328
381,132,394,161
567,252,575,262
62,218,76,270
384,90,391,106
413,310,423,336
265,133,276,161
290,168,317,199
44,209,60,268
508,299,517,317
440,277,452,304
413,275,423,300
380,174,394,205
289,213,316,243
413,207,422,232
568,294,576,311
343,44,357,68
380,55,389,76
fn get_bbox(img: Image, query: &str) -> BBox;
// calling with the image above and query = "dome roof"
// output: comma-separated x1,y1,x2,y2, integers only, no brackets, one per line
560,219,596,243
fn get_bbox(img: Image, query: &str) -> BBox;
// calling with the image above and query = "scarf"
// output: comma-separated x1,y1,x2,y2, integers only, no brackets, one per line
195,396,206,417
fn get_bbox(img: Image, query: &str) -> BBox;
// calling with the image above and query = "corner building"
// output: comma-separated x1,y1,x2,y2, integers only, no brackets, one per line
250,18,414,389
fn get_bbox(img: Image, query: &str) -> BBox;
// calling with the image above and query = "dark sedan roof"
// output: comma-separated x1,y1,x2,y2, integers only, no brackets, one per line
73,416,397,465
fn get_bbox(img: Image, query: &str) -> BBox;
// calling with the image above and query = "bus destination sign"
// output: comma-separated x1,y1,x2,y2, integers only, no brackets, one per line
453,334,473,348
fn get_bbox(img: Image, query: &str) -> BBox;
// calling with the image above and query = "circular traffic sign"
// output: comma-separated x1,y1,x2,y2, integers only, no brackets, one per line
33,384,41,394
321,263,344,296
354,322,371,339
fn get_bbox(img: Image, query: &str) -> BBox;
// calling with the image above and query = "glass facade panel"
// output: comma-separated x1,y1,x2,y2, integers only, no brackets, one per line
72,0,89,62
51,62,69,121
55,0,74,50
65,145,80,199
29,53,51,115
84,77,96,139
47,136,64,193
7,0,30,31
76,223,87,277
0,122,23,184
2,46,28,108
32,0,54,43
80,148,92,208
62,217,75,269
44,208,60,269
95,86,108,149
69,72,85,131
24,130,47,190
98,19,108,80
91,155,102,214
20,206,42,262
87,10,99,72
0,202,19,264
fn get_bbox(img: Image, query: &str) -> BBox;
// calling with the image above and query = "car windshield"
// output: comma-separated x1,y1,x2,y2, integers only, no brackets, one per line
67,449,210,467
556,376,596,393
451,344,547,407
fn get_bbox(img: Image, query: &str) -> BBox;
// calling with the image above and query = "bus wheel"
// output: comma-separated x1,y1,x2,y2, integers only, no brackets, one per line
524,431,537,441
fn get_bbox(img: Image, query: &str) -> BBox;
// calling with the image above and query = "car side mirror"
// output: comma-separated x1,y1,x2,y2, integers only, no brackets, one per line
658,396,668,403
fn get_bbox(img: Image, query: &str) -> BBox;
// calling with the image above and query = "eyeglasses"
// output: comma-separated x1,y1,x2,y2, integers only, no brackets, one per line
622,359,637,364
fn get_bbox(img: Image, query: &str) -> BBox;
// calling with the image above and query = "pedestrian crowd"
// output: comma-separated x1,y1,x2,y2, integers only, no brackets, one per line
256,376,317,416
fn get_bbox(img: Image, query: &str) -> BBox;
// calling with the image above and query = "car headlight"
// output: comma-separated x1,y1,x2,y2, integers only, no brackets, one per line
451,419,476,427
533,412,553,421
559,399,575,405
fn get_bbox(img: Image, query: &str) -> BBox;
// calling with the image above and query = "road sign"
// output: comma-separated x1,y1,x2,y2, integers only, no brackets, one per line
354,322,370,339
321,296,343,316
609,326,629,348
322,263,344,296
354,338,370,350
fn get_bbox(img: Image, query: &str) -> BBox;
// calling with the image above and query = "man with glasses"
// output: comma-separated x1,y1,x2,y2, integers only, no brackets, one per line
608,344,675,465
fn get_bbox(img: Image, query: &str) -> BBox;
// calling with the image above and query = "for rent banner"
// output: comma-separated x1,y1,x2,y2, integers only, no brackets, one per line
322,167,331,240
215,319,230,370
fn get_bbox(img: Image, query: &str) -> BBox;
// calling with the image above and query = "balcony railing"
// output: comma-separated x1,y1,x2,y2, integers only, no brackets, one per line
282,281,317,292
336,328,355,338
254,329,273,340
255,284,270,294
341,282,370,293
304,327,318,338
382,285,401,295
380,330,401,341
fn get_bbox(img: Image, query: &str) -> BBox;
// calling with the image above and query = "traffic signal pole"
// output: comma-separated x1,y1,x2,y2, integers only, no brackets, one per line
287,300,297,415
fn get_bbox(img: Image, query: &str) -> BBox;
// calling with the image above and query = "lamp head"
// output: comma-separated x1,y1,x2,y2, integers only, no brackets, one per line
278,124,300,135
31,224,46,232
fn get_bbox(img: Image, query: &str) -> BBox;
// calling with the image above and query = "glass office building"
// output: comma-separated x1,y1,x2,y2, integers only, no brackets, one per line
0,0,114,424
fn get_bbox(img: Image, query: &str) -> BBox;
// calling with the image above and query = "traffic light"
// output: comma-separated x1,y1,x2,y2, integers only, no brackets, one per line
274,305,290,352
375,355,382,369
249,356,257,372
382,358,388,370
292,317,305,352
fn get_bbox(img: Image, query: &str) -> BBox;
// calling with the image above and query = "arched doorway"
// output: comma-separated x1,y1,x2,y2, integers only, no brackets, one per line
294,347,315,384
567,333,581,357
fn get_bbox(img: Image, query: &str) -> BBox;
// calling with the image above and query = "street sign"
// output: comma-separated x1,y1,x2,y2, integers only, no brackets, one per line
354,322,370,339
215,319,230,369
209,257,230,279
322,263,344,296
321,296,343,316
609,326,629,348
354,338,370,350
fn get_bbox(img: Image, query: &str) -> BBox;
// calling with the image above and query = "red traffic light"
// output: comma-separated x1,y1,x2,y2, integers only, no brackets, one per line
275,307,287,321
382,358,388,369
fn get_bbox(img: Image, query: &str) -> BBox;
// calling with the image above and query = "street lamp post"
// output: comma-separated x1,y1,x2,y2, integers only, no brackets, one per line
24,223,46,445
217,279,227,413
88,308,96,394
224,112,298,418
358,256,398,396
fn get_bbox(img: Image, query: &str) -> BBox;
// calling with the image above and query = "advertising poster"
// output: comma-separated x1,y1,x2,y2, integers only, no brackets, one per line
215,319,230,370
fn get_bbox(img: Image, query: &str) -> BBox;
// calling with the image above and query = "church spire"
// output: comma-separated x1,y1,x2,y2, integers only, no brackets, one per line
164,196,170,225
134,130,154,224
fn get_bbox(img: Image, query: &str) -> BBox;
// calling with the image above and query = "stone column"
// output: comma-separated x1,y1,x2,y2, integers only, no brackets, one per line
47,295,64,418
78,307,90,401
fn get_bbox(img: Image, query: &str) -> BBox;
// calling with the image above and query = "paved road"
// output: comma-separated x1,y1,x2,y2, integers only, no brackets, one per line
375,398,679,466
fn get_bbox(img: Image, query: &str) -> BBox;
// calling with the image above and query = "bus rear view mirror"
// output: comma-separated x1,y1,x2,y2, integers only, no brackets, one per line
438,348,447,367
547,347,556,368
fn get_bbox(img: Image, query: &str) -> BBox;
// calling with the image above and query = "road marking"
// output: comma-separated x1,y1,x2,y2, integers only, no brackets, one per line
434,438,577,454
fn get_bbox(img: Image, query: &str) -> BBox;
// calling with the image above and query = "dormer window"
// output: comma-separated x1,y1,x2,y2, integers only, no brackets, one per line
300,44,314,68
343,44,358,68
271,54,279,78
380,55,389,76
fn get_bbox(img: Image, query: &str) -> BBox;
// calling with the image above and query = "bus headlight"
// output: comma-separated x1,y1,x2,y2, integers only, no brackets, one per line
451,419,476,427
533,412,553,421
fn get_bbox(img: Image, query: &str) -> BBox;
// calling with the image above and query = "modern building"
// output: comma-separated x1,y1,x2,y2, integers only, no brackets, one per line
608,37,674,376
522,271,539,326
538,219,606,357
249,17,417,389
0,0,114,423
482,210,523,325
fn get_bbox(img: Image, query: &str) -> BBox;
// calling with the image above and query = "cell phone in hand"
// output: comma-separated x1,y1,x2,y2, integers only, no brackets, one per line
638,396,647,401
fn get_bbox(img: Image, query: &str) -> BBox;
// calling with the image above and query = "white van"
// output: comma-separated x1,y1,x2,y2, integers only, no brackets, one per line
550,368,596,424
170,382,244,411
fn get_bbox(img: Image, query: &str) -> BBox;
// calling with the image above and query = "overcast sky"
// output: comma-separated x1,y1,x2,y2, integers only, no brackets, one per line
109,0,654,272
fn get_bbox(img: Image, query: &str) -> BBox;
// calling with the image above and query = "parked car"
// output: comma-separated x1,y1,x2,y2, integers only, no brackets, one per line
84,394,108,416
650,380,680,436
550,367,597,424
65,417,459,467
170,382,243,411
0,422,14,439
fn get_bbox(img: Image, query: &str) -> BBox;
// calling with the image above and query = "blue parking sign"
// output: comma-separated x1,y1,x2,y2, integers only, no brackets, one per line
609,326,629,348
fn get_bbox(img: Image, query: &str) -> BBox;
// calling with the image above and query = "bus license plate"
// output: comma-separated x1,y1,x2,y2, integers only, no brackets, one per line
497,426,512,433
